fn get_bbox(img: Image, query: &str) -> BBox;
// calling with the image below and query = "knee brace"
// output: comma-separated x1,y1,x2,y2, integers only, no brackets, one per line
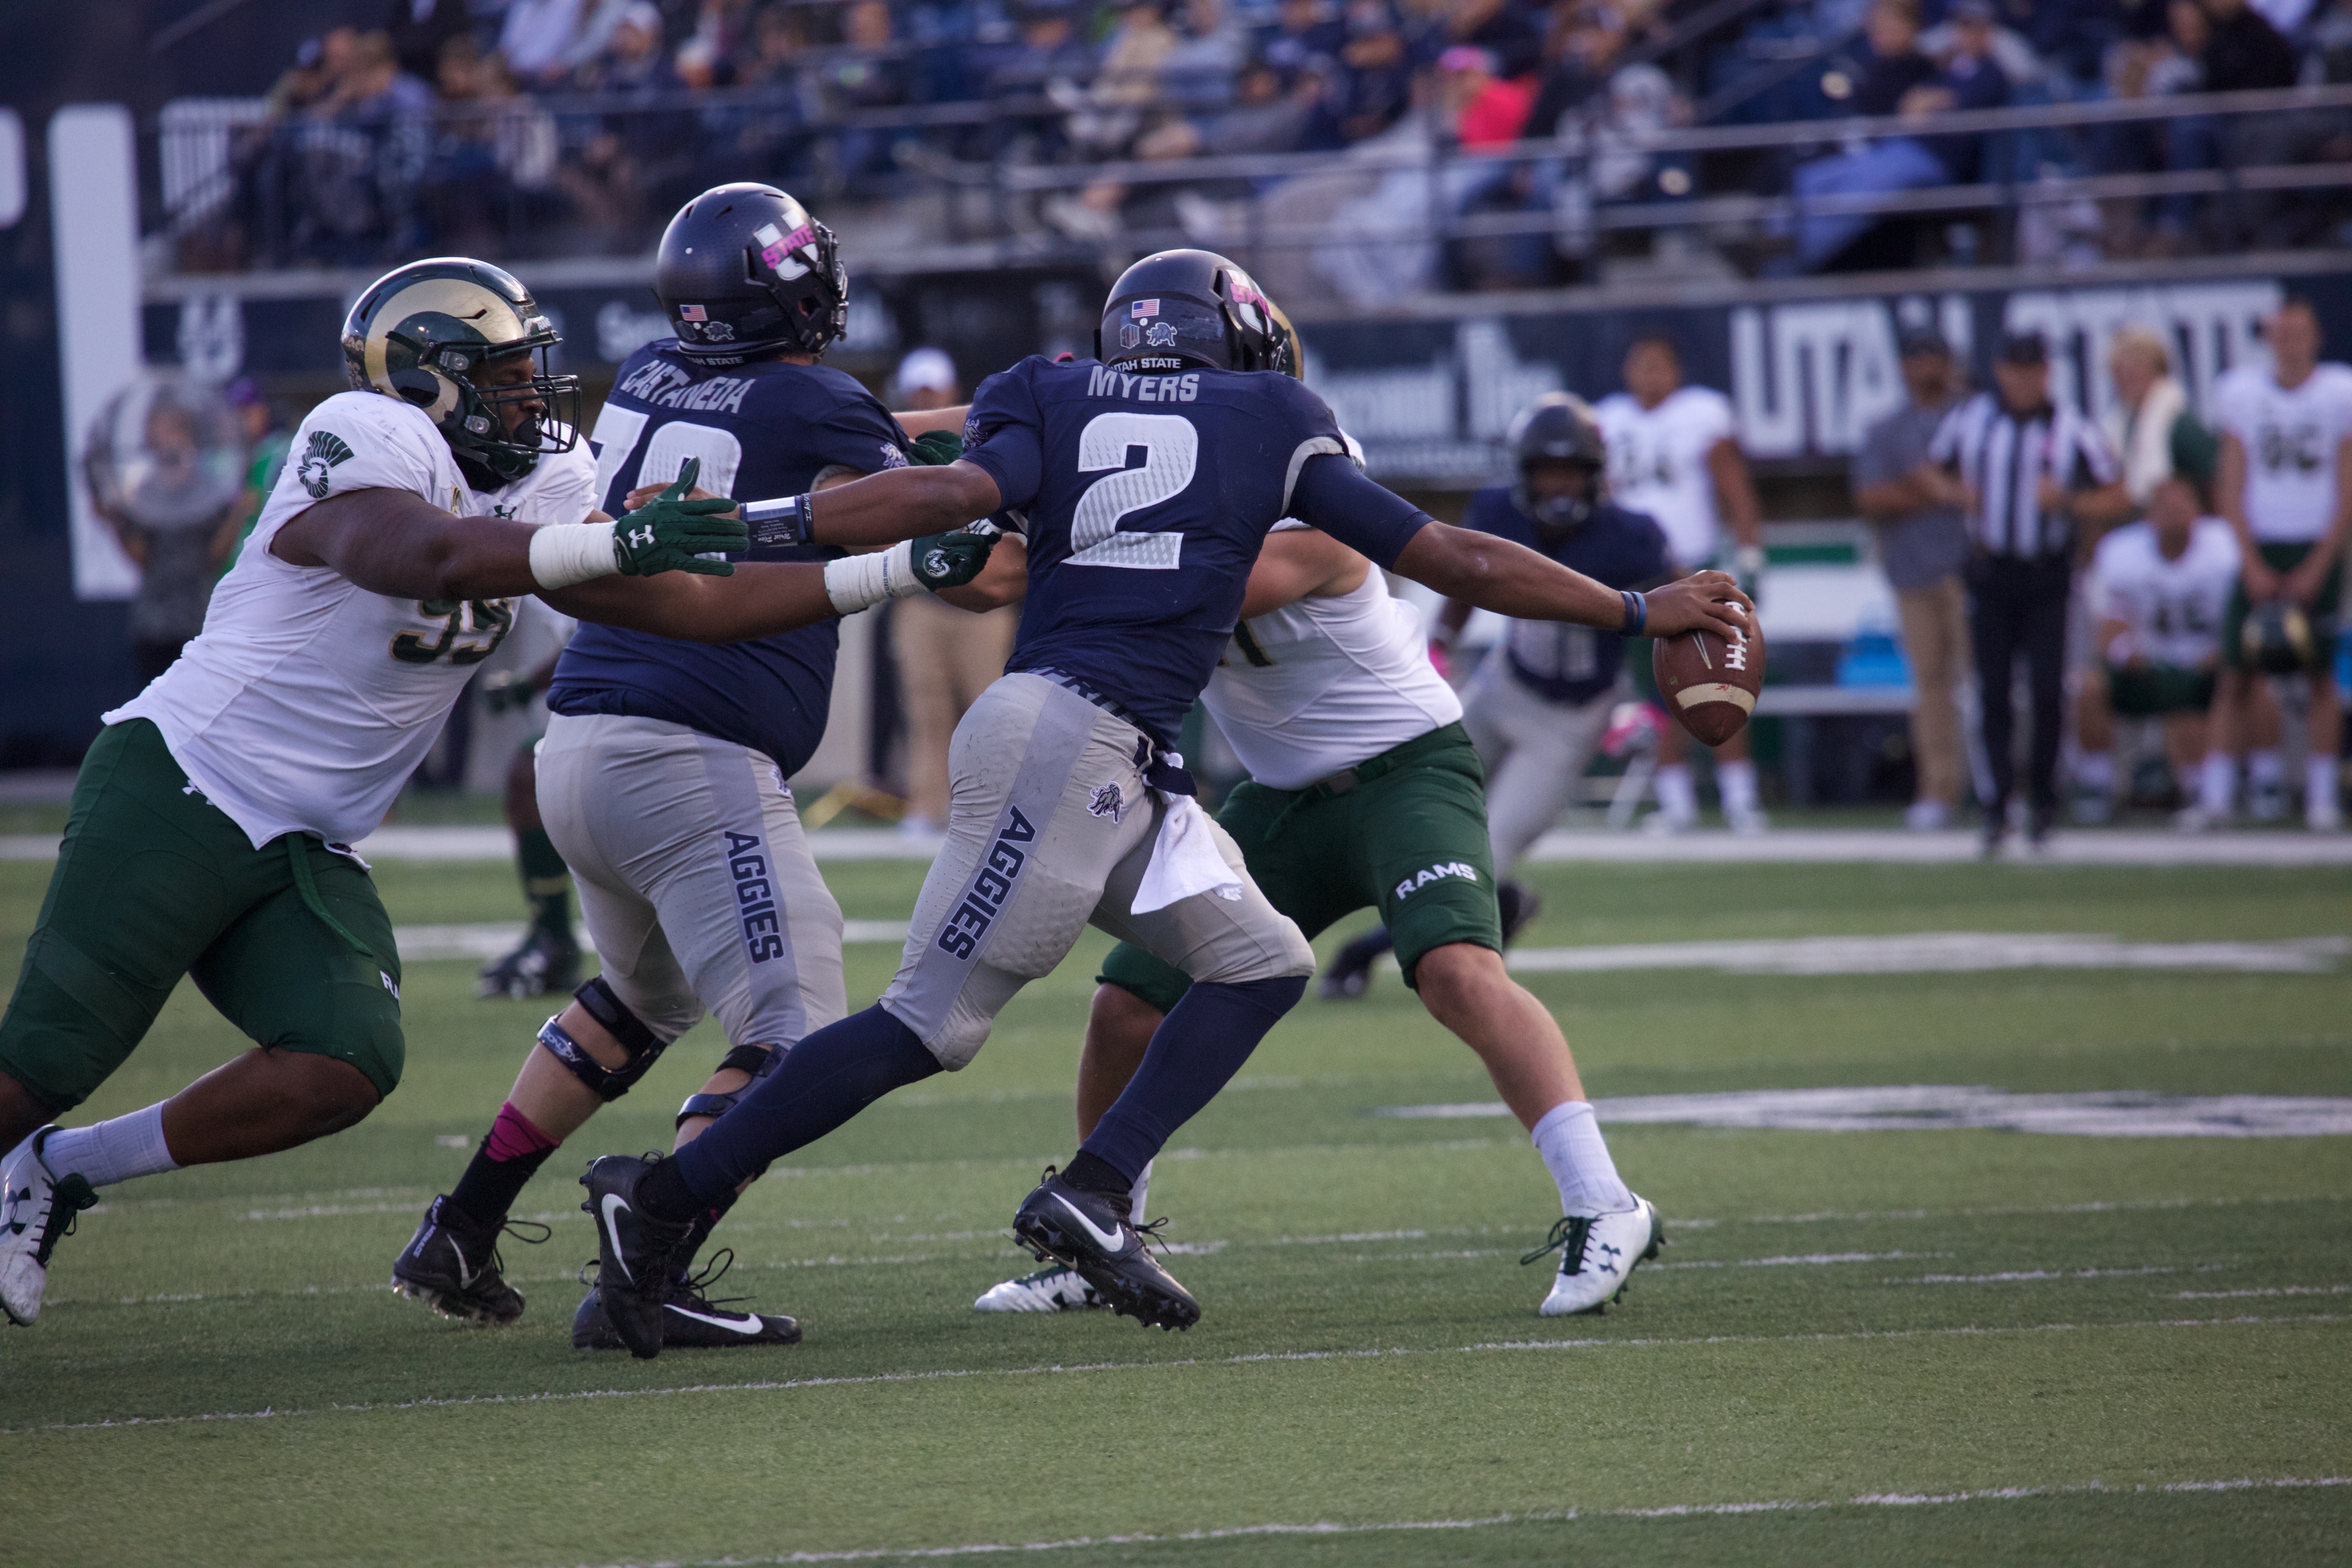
675,1042,781,1129
536,976,668,1102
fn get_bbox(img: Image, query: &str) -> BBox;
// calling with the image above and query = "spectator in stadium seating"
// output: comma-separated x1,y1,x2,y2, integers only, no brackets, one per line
817,0,917,175
1519,5,1682,278
1444,45,1539,147
2159,0,2300,243
1847,0,1940,116
1160,0,1253,106
883,350,1020,838
1443,0,1545,80
500,0,592,85
2081,474,2245,828
1054,0,1179,158
386,0,473,84
1257,0,1348,86
675,0,758,87
1853,324,1973,832
1334,0,1417,141
1784,0,2009,272
557,2,690,246
2103,325,2219,512
298,30,434,262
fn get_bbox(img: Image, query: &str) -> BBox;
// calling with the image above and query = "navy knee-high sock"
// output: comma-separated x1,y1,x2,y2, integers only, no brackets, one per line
647,1004,941,1220
1077,975,1306,1184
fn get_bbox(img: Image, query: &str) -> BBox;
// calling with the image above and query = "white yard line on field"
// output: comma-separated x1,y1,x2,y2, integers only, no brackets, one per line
546,1474,2352,1567
7,1311,2340,1438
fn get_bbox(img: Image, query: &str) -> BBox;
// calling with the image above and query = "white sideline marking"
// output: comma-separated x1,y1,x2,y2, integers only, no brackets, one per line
544,1475,2352,1566
1503,931,2349,976
2173,1283,2352,1300
14,825,2350,866
392,919,906,961
1378,1085,2352,1138
9,1312,2340,1438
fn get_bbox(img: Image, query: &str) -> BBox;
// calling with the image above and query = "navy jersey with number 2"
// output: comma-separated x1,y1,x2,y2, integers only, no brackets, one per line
960,355,1432,745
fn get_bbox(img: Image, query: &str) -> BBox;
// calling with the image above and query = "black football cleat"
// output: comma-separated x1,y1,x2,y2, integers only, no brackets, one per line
1496,880,1544,946
579,1154,695,1359
478,927,581,1000
1011,1168,1200,1332
572,1251,802,1350
389,1195,545,1324
1317,928,1390,999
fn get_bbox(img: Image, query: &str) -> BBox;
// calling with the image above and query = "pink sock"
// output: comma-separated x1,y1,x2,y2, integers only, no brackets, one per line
485,1100,559,1163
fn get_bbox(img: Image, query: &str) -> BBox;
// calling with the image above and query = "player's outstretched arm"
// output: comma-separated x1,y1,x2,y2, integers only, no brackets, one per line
272,465,746,601
1393,523,1751,638
737,461,1005,550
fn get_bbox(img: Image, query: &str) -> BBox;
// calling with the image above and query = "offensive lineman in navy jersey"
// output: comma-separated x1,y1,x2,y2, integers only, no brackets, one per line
580,249,1751,1354
391,186,987,1347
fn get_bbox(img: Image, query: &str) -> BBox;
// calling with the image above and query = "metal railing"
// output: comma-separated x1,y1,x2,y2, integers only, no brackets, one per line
149,78,2352,281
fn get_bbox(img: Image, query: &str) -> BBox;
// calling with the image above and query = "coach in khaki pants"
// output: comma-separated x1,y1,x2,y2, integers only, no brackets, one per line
1853,326,1972,831
887,348,1019,834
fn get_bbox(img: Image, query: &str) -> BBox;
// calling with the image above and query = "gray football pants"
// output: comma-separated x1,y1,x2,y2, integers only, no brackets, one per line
880,673,1314,1068
1459,655,1620,874
536,713,847,1049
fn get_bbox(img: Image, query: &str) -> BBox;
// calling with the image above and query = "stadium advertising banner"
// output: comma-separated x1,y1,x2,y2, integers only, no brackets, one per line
149,267,2350,496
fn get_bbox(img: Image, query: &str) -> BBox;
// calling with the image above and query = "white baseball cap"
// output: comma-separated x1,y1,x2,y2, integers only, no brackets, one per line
895,347,959,397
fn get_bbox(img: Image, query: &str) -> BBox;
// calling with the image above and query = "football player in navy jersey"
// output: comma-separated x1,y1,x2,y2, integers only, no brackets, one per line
392,185,989,1349
1321,393,1673,996
581,249,1752,1354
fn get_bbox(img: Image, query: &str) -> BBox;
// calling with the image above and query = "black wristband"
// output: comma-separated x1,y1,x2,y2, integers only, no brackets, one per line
742,492,814,549
1620,590,1647,636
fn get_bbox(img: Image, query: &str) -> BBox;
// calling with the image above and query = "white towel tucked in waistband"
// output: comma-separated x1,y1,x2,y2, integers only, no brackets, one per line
1132,789,1243,915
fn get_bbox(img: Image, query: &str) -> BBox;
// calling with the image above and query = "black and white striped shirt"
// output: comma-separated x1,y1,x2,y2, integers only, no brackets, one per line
1928,393,2120,559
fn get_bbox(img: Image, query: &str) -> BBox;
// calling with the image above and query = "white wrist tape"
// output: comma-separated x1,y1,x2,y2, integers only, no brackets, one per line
822,539,922,616
529,522,621,589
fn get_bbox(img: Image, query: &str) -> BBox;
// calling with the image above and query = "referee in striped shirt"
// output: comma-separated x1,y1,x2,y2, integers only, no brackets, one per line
1918,330,2129,851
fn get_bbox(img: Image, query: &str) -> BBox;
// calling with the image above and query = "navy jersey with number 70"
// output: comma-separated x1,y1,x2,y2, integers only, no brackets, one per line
959,354,1430,746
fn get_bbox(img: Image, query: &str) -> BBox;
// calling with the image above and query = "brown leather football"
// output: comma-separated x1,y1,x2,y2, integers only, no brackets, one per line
1651,616,1765,746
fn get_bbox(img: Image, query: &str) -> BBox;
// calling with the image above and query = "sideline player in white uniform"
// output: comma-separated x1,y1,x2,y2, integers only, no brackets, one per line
0,257,998,1328
2079,476,2242,828
969,502,1664,1319
1594,336,1770,833
2211,296,2352,831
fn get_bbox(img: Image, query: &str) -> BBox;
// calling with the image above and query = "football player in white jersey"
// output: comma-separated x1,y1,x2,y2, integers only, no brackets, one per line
0,257,998,1329
1594,336,1771,833
2079,476,2243,829
2211,297,2352,831
964,510,1664,1321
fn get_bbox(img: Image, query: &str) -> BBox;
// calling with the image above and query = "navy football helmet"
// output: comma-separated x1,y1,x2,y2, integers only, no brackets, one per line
657,183,848,365
1096,249,1298,376
1507,392,1607,535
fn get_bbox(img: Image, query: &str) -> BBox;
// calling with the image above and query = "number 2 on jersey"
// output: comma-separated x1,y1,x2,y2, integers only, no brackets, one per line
1068,412,1198,570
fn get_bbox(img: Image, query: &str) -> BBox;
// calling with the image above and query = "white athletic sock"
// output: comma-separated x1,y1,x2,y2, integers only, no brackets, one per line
2198,752,2237,815
1653,764,1698,823
37,1103,180,1189
2075,751,2114,793
1716,758,1760,815
1530,1100,1634,1216
2308,755,2341,819
1128,1159,1154,1223
2250,749,2286,790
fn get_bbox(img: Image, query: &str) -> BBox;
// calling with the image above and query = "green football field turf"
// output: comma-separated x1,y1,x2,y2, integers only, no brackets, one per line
2,854,2349,1566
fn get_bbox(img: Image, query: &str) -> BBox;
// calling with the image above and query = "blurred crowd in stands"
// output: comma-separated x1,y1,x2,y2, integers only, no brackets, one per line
175,0,2352,287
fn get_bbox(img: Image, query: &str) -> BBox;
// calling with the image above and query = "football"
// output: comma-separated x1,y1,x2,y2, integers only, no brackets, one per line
1651,615,1765,746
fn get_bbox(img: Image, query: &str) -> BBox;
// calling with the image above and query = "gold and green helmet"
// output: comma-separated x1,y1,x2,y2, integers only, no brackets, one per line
339,256,581,486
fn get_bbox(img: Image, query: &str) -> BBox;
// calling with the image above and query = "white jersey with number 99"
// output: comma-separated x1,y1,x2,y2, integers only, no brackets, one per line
107,391,597,851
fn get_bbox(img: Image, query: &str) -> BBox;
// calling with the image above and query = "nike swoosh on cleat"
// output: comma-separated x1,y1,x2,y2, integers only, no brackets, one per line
599,1193,634,1283
1052,1194,1128,1254
667,1306,761,1333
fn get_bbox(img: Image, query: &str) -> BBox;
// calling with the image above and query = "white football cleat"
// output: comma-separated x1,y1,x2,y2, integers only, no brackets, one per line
2,1127,98,1327
974,1263,1108,1313
1726,803,1771,837
1530,1196,1664,1317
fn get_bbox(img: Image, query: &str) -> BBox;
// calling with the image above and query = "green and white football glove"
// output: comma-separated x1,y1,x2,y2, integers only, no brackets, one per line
611,457,747,578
